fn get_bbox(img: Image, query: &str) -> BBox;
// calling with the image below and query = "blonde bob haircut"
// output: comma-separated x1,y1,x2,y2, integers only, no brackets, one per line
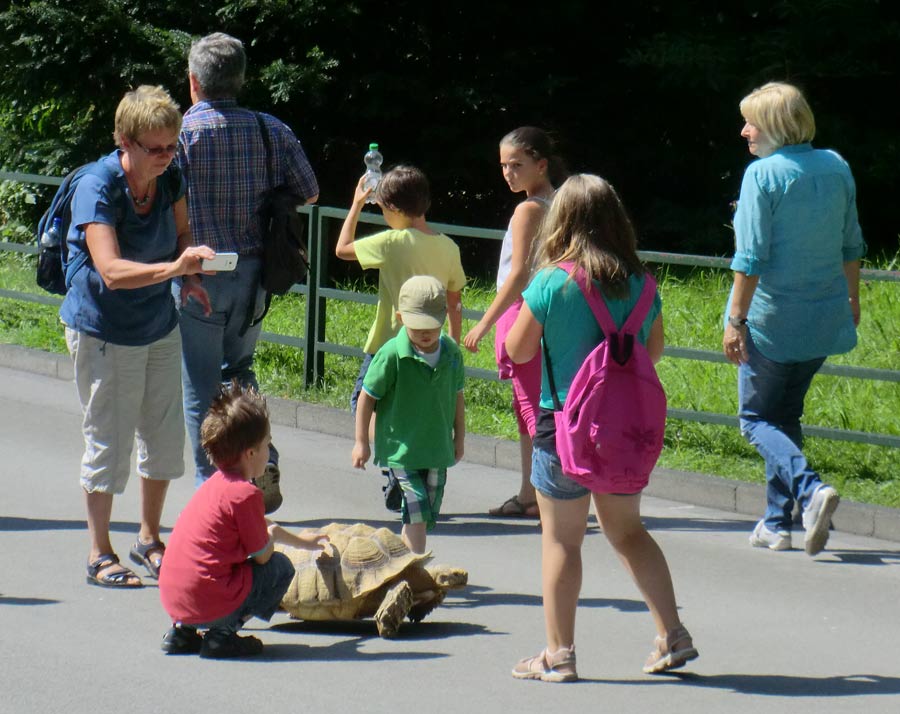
739,82,815,149
113,85,182,147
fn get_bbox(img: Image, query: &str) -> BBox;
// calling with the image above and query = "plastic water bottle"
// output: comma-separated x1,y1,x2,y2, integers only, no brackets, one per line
40,216,62,248
363,143,383,204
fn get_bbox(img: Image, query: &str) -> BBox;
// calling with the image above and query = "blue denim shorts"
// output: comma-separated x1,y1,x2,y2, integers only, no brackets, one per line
530,445,590,500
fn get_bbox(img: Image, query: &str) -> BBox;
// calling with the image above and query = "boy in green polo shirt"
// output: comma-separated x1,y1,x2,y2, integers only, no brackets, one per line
352,276,465,553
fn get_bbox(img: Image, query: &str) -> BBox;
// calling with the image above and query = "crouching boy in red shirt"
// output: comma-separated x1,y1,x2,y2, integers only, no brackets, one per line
159,383,327,658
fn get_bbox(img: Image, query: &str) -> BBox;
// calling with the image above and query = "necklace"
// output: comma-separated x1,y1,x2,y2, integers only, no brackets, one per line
128,177,153,207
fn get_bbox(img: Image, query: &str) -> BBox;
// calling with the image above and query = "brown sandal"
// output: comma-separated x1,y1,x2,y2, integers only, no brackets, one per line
643,625,699,674
489,495,539,518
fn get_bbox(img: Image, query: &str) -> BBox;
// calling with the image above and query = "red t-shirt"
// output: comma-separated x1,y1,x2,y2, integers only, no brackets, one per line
159,470,269,624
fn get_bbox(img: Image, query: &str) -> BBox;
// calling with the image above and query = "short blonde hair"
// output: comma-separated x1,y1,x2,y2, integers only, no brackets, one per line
739,82,815,148
113,85,182,147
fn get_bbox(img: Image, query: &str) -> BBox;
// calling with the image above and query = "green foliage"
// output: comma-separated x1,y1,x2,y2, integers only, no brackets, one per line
2,1,899,255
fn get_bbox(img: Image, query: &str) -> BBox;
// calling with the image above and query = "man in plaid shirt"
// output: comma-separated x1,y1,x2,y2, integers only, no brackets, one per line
176,33,319,510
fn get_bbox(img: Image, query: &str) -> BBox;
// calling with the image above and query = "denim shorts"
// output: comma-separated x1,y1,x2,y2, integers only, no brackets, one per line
530,445,590,500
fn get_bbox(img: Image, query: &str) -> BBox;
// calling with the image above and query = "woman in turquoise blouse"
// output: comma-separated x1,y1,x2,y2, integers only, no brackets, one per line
723,82,866,557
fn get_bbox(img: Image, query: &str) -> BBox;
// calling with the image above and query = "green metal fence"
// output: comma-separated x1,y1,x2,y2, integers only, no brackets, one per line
1,169,898,450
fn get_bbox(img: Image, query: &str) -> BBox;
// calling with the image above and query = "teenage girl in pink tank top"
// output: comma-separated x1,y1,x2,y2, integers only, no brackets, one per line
463,127,564,518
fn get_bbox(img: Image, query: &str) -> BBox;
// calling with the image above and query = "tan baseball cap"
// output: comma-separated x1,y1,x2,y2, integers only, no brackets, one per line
398,275,447,329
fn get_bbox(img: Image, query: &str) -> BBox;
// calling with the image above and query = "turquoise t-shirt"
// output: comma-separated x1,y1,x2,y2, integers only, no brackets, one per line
362,330,465,470
523,267,661,409
727,143,866,362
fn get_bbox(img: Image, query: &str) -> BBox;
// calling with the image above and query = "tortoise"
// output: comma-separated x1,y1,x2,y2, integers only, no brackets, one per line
276,522,468,638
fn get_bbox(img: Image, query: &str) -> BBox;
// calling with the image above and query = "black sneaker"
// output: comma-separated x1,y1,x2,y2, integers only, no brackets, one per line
252,462,283,514
161,625,202,655
199,631,264,659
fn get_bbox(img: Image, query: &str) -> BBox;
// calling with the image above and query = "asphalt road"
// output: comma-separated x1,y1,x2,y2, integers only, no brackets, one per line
2,366,899,714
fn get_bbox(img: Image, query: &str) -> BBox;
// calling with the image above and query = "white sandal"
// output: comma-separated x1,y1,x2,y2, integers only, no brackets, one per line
512,645,578,683
643,625,698,674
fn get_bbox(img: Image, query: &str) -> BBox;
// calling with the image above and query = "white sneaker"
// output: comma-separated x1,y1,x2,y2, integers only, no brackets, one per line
749,520,792,551
802,485,840,556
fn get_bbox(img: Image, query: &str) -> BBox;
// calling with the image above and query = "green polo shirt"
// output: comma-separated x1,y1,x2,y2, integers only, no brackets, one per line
362,330,465,470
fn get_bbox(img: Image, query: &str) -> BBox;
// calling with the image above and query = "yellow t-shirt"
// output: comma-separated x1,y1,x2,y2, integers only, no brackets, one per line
354,228,467,353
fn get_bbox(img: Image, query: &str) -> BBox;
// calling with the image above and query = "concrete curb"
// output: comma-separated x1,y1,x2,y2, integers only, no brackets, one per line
3,342,897,543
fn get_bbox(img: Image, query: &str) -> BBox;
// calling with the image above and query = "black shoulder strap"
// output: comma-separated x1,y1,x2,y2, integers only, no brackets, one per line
254,112,273,190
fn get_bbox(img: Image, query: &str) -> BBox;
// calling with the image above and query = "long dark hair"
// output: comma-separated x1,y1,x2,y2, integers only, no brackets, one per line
500,126,568,187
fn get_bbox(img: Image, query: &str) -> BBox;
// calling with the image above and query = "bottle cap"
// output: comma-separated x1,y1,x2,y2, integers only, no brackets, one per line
369,143,379,150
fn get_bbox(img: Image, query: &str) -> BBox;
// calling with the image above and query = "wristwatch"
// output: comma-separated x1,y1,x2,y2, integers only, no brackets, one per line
727,316,748,329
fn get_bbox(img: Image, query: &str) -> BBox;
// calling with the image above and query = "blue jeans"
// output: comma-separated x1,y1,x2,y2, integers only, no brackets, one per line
738,334,827,532
175,256,276,485
199,552,294,635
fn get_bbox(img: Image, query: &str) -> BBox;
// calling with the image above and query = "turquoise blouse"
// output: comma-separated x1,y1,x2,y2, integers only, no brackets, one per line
727,143,866,362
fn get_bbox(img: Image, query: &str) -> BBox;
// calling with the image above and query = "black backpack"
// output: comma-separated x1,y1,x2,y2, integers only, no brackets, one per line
35,161,119,294
244,113,309,332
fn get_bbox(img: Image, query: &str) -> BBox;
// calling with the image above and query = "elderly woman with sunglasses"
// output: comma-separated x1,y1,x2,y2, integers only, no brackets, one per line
723,82,866,557
60,85,216,588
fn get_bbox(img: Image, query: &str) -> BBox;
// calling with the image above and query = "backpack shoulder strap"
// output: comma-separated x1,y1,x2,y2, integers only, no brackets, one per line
162,162,183,201
254,112,274,189
621,274,658,335
557,261,618,336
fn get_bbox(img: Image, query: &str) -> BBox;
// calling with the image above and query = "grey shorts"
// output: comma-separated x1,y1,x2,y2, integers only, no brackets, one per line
66,327,185,494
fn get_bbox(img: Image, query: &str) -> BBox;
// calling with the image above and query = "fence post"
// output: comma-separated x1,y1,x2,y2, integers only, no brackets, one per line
312,209,329,385
302,205,320,388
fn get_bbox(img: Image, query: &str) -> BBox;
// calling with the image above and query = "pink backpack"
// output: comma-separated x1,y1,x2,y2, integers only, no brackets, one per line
543,263,666,493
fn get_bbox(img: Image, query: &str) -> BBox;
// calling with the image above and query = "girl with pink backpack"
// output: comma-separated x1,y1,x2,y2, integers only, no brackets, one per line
505,174,698,682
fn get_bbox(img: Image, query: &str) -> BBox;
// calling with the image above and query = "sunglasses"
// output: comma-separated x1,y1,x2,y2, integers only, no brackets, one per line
135,139,178,157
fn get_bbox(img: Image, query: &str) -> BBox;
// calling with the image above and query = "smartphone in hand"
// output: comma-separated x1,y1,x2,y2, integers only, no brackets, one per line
201,252,238,271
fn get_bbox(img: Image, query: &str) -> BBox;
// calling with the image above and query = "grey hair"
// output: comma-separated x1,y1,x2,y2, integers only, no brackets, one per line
188,33,246,99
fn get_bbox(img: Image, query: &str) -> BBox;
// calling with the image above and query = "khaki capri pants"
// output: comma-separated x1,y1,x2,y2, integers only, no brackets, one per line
66,326,185,494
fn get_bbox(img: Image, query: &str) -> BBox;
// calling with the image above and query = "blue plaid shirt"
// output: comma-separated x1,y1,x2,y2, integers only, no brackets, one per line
178,99,319,254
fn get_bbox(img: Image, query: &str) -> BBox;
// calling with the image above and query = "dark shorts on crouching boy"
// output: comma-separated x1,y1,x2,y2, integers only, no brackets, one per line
396,468,447,530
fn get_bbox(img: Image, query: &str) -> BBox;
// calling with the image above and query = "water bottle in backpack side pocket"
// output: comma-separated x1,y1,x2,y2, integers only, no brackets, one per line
37,216,65,294
363,143,383,204
40,216,62,248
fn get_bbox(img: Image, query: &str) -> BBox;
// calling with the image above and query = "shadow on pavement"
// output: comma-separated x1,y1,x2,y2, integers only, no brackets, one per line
270,619,488,643
243,637,449,663
285,515,542,537
0,595,60,606
0,515,165,534
595,672,900,697
450,584,647,612
821,549,900,566
641,515,752,533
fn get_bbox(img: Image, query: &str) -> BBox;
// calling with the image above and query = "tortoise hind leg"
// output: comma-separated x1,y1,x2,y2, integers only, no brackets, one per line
375,581,413,638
